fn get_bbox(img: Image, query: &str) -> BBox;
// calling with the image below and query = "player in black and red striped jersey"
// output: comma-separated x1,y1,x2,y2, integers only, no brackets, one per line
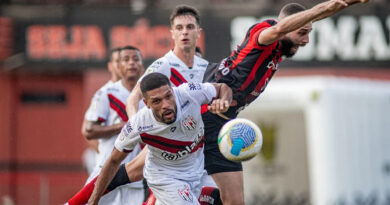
202,0,368,204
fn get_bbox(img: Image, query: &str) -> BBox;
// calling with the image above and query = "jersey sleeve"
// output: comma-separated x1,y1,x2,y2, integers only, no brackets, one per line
252,20,278,47
178,82,217,105
114,114,142,153
138,58,171,83
84,87,110,122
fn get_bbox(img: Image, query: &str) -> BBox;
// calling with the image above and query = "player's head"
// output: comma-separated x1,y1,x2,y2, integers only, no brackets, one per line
118,46,144,81
108,48,122,82
278,3,311,58
170,5,202,53
141,73,177,124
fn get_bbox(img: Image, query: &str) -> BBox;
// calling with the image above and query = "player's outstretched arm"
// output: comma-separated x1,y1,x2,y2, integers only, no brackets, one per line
82,119,125,140
208,83,233,114
258,0,352,45
126,82,143,118
88,148,127,205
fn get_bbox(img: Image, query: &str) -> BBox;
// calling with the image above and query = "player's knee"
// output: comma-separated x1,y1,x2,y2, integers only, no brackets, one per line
219,189,244,205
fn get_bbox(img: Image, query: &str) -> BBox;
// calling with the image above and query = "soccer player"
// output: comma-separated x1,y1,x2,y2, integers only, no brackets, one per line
88,73,232,205
202,0,367,204
79,46,145,204
82,48,122,174
69,1,370,204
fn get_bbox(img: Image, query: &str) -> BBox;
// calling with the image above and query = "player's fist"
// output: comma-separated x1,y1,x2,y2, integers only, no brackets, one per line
344,0,369,4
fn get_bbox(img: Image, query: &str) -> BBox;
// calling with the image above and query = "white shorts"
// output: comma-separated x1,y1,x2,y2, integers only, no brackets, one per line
148,177,202,205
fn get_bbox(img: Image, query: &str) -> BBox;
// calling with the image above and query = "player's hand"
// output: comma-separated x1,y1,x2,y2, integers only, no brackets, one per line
343,0,369,4
208,99,230,114
326,0,348,11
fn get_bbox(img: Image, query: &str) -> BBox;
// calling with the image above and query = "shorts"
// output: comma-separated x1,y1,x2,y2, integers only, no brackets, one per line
202,111,243,175
148,177,201,205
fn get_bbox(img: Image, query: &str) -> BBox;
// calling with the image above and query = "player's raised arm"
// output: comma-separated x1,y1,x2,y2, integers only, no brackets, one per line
258,0,357,45
126,82,143,117
208,83,233,114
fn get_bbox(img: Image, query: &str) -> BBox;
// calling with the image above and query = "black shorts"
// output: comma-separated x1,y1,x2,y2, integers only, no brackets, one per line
202,111,243,175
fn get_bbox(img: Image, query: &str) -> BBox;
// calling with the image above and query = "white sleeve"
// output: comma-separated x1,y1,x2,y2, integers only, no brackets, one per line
114,114,142,153
85,87,110,122
179,82,217,105
138,58,170,83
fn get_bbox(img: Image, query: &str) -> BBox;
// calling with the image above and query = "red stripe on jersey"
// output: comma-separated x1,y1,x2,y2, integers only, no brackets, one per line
237,46,274,91
108,94,128,122
170,68,188,87
140,133,204,153
230,22,269,70
98,117,106,123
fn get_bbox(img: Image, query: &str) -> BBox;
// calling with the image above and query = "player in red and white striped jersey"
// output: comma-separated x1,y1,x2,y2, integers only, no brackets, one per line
88,73,232,205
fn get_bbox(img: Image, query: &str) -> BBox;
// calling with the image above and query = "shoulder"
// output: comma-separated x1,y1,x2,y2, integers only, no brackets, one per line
145,56,170,74
194,56,209,69
250,19,278,33
106,81,122,94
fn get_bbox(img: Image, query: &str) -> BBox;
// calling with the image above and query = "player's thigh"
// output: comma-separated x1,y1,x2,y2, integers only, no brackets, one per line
149,178,201,205
211,171,244,203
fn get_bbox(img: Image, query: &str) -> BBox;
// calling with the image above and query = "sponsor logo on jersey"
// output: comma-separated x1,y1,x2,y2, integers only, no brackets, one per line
138,125,153,131
150,61,163,69
188,82,201,91
197,63,208,68
169,63,180,67
180,100,190,109
182,115,196,130
161,131,203,161
178,184,193,203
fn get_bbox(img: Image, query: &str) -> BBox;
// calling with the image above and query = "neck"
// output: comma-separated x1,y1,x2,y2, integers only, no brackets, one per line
173,47,195,68
121,78,137,91
111,75,120,82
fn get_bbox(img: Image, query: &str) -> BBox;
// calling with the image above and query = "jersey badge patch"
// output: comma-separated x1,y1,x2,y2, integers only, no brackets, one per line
182,115,197,130
178,184,193,203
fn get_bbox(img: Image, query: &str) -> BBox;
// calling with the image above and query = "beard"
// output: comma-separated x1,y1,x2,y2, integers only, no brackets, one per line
156,109,176,124
280,37,296,58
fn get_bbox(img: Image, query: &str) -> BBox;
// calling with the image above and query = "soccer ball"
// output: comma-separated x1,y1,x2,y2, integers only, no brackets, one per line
218,118,263,161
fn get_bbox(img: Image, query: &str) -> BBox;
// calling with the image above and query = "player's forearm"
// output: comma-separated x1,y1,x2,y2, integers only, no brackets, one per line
126,83,142,117
216,83,233,105
88,157,122,204
83,122,125,140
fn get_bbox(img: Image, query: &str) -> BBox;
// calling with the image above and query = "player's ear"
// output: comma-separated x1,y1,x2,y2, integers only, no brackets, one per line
197,27,202,39
143,98,150,108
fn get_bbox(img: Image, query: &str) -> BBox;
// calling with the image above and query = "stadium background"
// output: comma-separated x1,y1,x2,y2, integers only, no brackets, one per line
0,0,389,204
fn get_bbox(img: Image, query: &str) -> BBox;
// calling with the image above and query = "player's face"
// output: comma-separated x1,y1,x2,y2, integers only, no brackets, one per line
108,51,122,80
119,49,144,81
171,15,201,52
144,85,177,124
282,23,312,57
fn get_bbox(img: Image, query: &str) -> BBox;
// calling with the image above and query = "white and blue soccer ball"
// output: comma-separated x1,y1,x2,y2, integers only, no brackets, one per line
218,118,263,161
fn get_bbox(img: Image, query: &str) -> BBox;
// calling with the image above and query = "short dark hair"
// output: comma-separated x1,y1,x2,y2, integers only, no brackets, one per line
170,5,201,26
120,45,142,59
140,73,171,97
279,3,306,19
108,47,121,62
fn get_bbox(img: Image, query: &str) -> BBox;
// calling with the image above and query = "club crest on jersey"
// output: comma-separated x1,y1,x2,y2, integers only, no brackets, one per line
178,185,193,203
182,115,197,130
